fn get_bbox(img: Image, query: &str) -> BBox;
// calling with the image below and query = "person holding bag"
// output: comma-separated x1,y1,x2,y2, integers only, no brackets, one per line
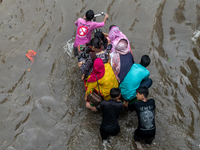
84,58,118,104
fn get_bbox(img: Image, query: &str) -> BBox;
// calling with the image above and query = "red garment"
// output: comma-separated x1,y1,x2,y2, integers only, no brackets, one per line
87,58,105,82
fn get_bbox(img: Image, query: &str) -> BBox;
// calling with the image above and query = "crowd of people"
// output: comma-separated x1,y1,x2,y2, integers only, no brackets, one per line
74,9,156,149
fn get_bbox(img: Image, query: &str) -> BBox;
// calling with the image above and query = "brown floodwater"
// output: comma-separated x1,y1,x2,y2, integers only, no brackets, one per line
0,0,200,149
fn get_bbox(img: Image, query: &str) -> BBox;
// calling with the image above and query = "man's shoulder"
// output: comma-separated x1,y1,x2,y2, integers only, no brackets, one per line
103,99,122,104
148,98,155,102
77,18,83,22
149,98,155,103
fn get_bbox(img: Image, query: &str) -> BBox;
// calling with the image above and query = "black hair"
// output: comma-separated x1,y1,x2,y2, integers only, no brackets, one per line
95,31,108,49
95,31,104,41
136,86,149,98
109,25,117,31
86,10,94,21
90,38,101,49
119,39,128,44
110,88,121,98
140,55,151,67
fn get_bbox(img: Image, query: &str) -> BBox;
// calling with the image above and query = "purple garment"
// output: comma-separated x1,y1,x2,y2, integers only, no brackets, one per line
108,26,131,53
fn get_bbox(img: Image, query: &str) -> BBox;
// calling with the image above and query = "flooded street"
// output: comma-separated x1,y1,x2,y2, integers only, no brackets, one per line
0,0,200,149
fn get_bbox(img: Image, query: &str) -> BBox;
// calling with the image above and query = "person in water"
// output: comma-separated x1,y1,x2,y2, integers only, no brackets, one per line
74,9,109,56
111,39,134,83
86,88,123,141
84,58,118,101
119,55,153,101
94,30,108,50
104,25,131,53
123,86,156,149
78,37,110,80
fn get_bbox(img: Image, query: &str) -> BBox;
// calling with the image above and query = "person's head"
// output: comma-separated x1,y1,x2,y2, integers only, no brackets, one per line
110,88,121,98
95,31,104,41
140,55,151,67
90,37,101,50
115,39,129,54
136,86,149,100
109,25,117,31
86,10,94,21
95,31,108,49
119,39,128,44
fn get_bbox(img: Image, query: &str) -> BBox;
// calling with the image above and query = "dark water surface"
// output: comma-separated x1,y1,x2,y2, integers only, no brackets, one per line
0,0,200,149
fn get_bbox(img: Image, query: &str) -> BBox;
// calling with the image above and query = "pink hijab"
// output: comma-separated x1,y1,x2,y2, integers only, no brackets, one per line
108,26,131,53
111,40,129,82
87,58,105,82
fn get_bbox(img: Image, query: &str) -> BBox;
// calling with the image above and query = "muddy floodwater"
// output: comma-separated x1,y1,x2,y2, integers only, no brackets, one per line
0,0,200,149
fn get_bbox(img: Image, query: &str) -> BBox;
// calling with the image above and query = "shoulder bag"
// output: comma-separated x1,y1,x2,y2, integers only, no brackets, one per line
87,75,103,106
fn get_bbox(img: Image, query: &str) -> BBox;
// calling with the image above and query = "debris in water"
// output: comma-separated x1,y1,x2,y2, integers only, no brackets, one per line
26,50,36,62
168,59,171,62
27,68,30,71
9,25,12,29
83,123,87,126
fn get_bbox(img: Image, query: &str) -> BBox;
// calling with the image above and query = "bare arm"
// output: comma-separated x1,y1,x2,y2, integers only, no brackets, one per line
102,14,109,24
86,101,98,112
103,32,109,37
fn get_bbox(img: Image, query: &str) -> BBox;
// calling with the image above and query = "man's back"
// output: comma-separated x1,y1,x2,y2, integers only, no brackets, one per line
119,63,150,100
131,99,155,131
100,99,123,133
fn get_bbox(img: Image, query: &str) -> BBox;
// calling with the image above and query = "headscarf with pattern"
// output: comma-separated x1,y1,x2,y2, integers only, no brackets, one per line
108,26,131,53
111,39,130,82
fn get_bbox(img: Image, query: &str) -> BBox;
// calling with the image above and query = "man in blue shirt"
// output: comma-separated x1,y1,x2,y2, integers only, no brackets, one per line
119,55,152,101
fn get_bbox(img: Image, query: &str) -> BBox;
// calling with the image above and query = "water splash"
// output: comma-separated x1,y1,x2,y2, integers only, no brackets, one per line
191,30,200,48
63,38,74,57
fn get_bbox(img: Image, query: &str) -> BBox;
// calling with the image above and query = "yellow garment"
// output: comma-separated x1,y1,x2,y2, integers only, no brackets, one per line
85,63,119,100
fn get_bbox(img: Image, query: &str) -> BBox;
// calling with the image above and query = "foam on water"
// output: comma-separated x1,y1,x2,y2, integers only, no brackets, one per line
63,38,75,57
191,30,200,48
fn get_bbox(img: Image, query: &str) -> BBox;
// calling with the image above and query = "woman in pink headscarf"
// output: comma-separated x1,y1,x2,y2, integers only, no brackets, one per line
111,39,134,83
108,25,131,53
85,58,118,101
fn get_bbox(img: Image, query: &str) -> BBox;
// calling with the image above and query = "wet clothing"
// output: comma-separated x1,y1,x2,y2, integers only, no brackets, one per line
110,39,132,82
100,99,123,140
74,18,105,47
80,50,109,78
134,128,155,144
118,52,134,83
100,128,120,141
128,99,156,144
108,26,131,53
73,46,79,57
85,62,118,100
119,63,150,101
140,78,153,88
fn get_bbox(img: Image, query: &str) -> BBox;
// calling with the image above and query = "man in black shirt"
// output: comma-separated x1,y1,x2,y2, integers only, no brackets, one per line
124,86,156,148
86,88,123,141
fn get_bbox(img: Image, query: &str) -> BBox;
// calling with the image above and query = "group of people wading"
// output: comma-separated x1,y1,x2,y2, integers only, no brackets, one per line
74,9,156,149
